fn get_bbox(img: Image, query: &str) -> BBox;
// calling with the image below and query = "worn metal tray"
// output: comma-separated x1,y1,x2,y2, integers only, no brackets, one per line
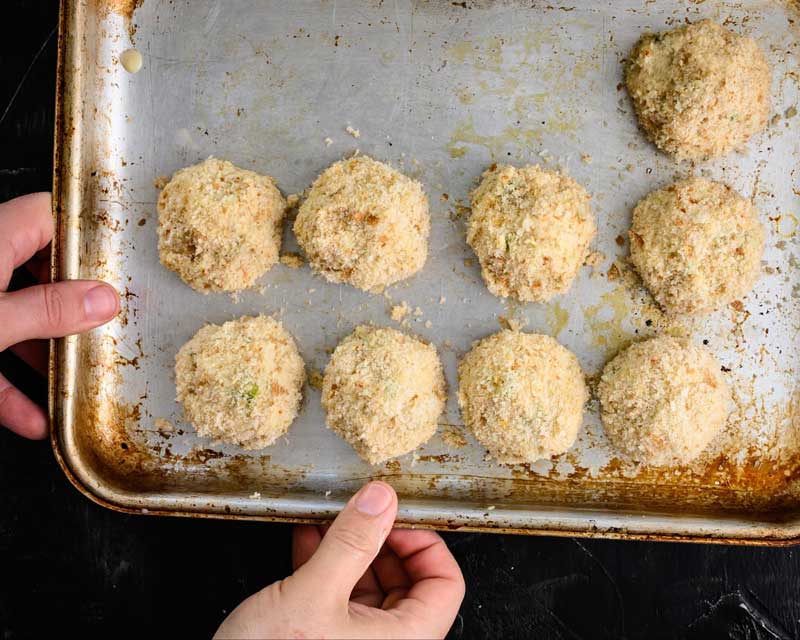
52,0,800,543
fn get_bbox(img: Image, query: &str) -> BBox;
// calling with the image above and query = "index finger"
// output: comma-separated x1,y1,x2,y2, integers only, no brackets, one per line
384,529,465,635
0,193,53,291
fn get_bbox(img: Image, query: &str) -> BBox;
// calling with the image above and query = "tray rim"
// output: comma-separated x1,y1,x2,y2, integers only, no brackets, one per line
47,0,800,545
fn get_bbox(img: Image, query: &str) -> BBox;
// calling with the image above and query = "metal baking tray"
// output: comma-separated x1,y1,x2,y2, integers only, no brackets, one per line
52,0,800,543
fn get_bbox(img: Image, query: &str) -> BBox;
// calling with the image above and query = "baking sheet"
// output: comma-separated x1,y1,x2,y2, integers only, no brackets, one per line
52,0,800,542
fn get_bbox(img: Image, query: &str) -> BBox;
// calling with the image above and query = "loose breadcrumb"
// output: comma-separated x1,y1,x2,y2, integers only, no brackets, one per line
280,253,305,269
584,250,605,269
345,125,361,138
442,429,468,448
286,193,300,208
154,418,173,432
324,137,334,146
391,302,410,322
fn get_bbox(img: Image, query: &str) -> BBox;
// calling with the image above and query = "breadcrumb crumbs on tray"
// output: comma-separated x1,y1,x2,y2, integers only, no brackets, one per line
324,137,333,146
286,193,300,208
308,369,324,391
154,418,173,432
584,250,605,269
280,253,304,268
390,301,410,322
413,306,424,317
345,125,361,138
249,492,261,499
442,428,468,448
581,154,593,164
153,175,169,189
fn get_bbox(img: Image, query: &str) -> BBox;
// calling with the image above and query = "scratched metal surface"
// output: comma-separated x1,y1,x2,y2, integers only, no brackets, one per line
53,0,800,541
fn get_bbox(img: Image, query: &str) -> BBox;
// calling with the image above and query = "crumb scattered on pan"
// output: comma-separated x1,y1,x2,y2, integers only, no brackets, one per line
391,301,410,322
324,137,333,146
249,492,261,499
497,315,525,331
286,193,301,208
154,418,173,432
486,505,496,511
153,175,169,189
425,320,432,329
280,253,304,268
346,125,361,138
785,105,797,119
324,490,332,497
413,306,424,317
439,296,446,304
308,369,324,390
442,428,467,448
229,291,241,304
581,153,592,164
584,250,605,269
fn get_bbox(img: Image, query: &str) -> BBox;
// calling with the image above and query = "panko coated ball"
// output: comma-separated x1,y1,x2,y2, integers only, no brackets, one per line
626,20,771,160
467,164,595,303
598,336,732,466
294,156,430,293
629,177,764,315
322,326,446,464
175,315,305,449
158,158,286,292
457,330,588,463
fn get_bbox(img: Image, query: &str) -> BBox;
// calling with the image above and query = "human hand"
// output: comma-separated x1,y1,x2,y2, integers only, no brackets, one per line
0,192,120,439
215,481,465,639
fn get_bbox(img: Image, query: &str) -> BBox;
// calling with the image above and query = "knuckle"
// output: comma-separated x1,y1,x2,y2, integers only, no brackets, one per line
41,286,65,329
0,380,14,411
329,526,375,558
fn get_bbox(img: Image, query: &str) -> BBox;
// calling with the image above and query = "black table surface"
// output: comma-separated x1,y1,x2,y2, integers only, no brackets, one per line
1,2,799,638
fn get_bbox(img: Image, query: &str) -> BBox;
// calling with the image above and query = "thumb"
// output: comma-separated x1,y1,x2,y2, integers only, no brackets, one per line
293,481,398,603
0,281,119,350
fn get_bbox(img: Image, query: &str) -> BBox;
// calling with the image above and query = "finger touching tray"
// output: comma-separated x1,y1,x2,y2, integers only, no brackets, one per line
52,0,800,543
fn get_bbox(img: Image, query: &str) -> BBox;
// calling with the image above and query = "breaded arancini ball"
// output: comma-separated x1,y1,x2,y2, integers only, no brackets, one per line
457,330,588,464
294,156,430,293
321,325,446,464
158,158,287,293
175,315,305,449
626,19,771,160
629,177,764,315
598,336,732,466
467,164,596,303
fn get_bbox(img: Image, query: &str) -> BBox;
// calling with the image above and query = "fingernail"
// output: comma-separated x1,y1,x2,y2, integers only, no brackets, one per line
84,285,119,320
354,482,393,516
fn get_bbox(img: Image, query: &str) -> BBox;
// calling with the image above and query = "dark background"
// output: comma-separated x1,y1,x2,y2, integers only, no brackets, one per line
1,2,799,638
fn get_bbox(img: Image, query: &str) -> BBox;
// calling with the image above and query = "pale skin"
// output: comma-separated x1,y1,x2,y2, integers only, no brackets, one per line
1,193,466,639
